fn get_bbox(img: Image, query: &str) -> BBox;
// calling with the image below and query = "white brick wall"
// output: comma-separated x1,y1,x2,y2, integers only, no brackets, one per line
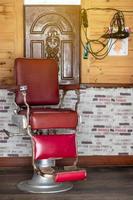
0,88,133,157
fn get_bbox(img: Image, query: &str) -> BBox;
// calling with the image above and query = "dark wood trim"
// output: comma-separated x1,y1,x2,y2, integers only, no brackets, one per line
78,156,133,167
0,85,17,91
0,83,133,91
1,156,133,168
80,83,133,88
59,84,80,90
0,157,32,167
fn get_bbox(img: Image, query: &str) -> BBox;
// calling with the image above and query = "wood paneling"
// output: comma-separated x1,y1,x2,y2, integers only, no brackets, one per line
0,0,23,85
81,0,133,84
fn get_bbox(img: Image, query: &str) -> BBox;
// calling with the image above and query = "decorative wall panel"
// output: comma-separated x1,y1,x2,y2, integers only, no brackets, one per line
25,5,80,84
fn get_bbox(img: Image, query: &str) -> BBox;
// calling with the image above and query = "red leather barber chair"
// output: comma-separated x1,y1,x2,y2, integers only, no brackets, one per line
13,58,87,193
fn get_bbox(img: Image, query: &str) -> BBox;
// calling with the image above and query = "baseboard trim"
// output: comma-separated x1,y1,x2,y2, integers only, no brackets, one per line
1,156,133,167
0,157,32,167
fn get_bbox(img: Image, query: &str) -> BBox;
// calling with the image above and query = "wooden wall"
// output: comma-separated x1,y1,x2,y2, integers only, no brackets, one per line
81,0,133,84
0,0,133,85
0,0,23,85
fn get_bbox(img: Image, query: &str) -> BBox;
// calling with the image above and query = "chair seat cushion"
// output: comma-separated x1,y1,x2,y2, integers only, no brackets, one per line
20,108,78,130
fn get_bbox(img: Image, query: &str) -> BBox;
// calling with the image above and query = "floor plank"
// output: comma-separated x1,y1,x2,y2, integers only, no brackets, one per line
0,167,133,200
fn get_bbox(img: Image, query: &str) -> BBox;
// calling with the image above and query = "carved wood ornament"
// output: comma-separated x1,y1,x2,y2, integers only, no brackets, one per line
25,6,80,85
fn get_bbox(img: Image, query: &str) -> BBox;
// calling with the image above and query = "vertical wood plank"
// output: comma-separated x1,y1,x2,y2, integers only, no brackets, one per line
0,0,23,85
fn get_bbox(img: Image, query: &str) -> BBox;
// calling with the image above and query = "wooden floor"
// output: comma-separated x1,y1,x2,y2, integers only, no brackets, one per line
0,167,133,200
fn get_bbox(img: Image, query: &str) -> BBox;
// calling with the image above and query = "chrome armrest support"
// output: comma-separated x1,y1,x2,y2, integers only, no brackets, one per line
19,85,30,126
59,90,66,108
12,85,32,137
19,85,32,137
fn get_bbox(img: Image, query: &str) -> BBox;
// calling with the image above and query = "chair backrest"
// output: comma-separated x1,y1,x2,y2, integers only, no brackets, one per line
15,58,59,106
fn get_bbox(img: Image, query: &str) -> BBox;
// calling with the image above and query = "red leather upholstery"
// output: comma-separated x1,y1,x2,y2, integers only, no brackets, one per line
19,108,78,129
14,58,87,186
15,58,59,105
55,170,87,182
30,108,78,129
32,134,77,160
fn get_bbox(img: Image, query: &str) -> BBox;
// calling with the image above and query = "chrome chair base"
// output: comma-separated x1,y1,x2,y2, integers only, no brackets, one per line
17,173,73,193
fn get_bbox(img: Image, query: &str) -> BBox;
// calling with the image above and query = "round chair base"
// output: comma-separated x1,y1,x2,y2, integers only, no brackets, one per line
17,173,73,193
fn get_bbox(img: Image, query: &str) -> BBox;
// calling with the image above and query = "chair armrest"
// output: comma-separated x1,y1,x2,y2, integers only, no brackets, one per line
12,85,30,129
18,85,30,126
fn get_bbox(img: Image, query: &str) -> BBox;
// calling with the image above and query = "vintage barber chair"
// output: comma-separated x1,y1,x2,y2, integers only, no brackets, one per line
13,58,87,193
